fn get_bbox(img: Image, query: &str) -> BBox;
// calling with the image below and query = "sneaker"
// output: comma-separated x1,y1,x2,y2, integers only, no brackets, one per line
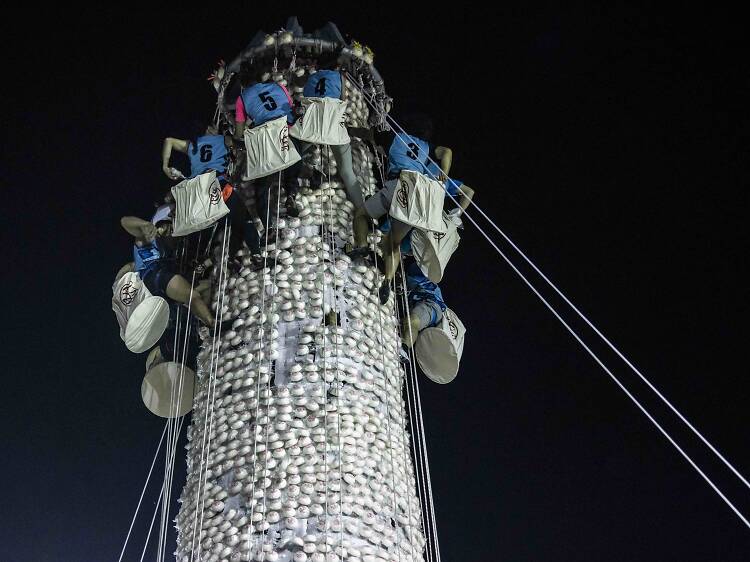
263,227,278,246
285,195,301,217
378,281,390,305
398,346,411,366
345,244,371,261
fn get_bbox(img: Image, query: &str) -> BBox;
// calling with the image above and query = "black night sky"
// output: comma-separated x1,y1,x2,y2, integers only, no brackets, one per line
2,6,748,561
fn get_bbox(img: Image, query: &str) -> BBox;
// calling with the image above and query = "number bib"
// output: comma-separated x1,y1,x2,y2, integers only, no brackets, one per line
243,116,302,180
414,307,466,384
388,170,447,234
289,98,350,146
411,215,460,282
171,171,230,237
111,272,170,353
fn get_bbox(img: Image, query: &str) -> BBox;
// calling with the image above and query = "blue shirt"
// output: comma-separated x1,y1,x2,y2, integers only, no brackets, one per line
406,261,446,311
387,133,430,179
240,82,294,127
133,240,163,275
303,70,343,99
426,161,462,197
188,135,229,178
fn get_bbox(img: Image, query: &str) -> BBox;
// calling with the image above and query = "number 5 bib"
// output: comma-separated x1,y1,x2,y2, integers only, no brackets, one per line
243,116,302,180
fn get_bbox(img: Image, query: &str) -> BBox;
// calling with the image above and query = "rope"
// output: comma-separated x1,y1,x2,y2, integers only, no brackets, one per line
190,224,231,561
367,140,417,562
393,264,435,562
141,415,187,562
117,422,168,562
350,78,750,530
325,146,345,559
158,233,202,562
368,139,430,559
245,171,281,557
318,153,332,553
398,257,441,561
259,170,282,551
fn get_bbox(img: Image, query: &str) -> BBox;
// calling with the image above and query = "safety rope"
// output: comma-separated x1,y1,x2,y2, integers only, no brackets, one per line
397,256,441,562
259,170,283,552
158,232,203,562
190,224,231,560
350,78,750,530
392,267,435,562
140,414,187,561
317,150,332,555
117,422,168,562
366,139,424,559
325,146,345,560
245,171,281,558
368,139,419,562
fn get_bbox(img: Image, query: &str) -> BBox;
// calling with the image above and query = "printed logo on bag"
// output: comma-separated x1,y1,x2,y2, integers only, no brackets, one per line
209,180,221,204
279,125,290,152
433,231,446,242
449,319,459,339
396,180,409,210
119,282,138,306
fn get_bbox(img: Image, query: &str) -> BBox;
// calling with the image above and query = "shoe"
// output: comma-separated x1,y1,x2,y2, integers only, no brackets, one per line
398,346,411,366
285,195,301,217
263,227,278,246
345,243,371,261
224,257,241,277
324,310,338,327
378,281,390,305
373,254,386,276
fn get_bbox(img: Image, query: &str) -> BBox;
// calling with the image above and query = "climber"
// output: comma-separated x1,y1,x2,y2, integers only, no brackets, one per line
351,114,453,303
301,59,367,230
161,124,261,264
121,205,214,328
425,160,475,215
401,258,446,348
234,63,302,224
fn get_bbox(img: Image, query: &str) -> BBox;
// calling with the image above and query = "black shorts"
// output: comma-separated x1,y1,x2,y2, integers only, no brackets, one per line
141,263,176,298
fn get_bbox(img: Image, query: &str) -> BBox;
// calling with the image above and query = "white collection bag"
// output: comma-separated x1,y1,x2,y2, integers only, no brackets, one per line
411,215,460,283
289,97,350,146
243,116,301,180
388,170,447,234
171,171,230,237
414,307,466,384
111,272,169,353
142,361,196,418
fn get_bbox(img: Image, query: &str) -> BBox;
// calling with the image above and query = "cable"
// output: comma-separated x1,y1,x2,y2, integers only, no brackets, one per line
358,80,750,494
117,422,168,562
349,78,750,530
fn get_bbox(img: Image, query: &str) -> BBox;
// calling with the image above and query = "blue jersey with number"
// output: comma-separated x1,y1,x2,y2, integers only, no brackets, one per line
188,135,228,178
133,240,163,274
240,82,294,127
303,70,343,99
426,161,462,197
387,133,430,178
406,261,446,311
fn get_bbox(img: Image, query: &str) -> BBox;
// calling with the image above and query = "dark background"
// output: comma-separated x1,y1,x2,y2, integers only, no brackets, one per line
2,6,748,561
